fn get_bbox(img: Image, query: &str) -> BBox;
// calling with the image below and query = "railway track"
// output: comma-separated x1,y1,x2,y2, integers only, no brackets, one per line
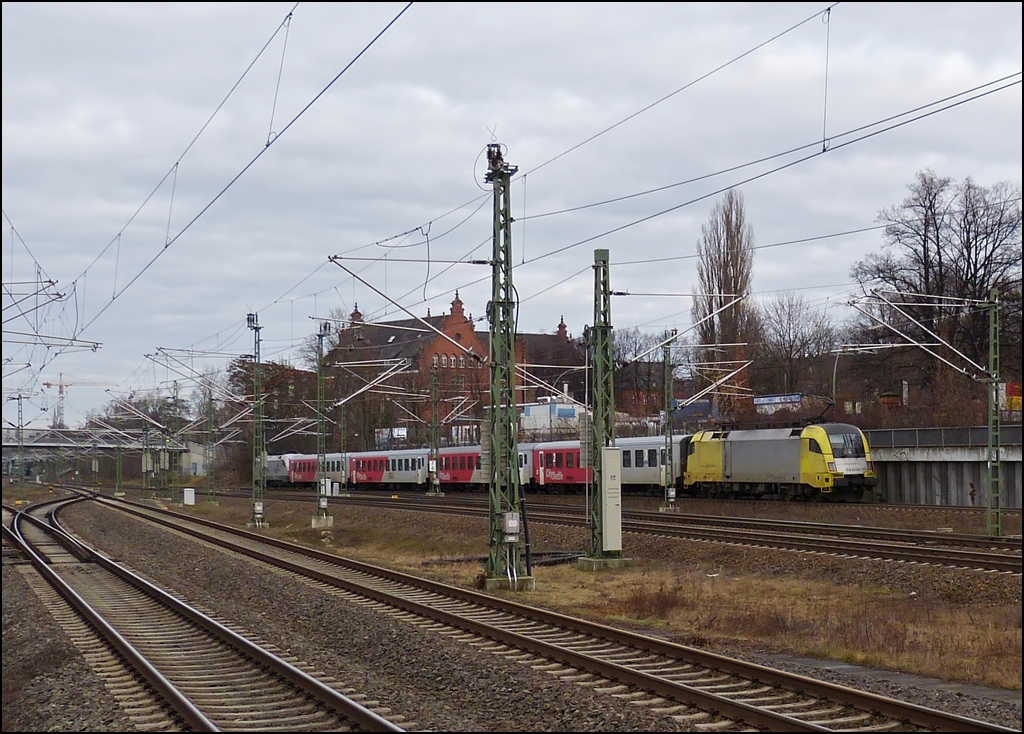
73,494,1017,732
3,500,406,733
282,492,1023,574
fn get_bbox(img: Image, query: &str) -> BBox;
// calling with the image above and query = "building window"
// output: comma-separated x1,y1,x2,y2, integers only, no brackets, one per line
450,354,457,368
459,355,466,368
441,354,448,367
432,354,438,368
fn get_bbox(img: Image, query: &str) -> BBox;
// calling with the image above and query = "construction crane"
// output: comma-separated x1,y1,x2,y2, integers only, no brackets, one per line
42,373,116,428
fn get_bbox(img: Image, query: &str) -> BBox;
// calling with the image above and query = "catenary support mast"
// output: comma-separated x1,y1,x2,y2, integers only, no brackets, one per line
580,248,626,568
483,143,532,590
986,287,1002,537
247,313,266,527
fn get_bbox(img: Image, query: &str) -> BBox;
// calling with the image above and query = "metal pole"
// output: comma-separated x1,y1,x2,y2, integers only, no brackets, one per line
986,287,1002,537
115,435,123,496
427,367,443,496
248,313,266,527
587,248,619,559
314,321,332,520
661,335,677,512
205,386,217,504
483,143,529,588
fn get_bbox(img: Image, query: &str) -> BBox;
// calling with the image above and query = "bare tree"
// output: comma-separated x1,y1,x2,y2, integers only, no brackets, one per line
755,292,836,395
691,189,758,415
612,326,662,416
298,306,350,369
851,170,1022,394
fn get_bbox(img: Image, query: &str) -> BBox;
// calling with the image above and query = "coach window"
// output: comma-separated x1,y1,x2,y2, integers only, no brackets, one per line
566,452,574,469
555,452,563,468
475,455,481,469
459,456,466,470
622,450,631,468
648,449,658,467
405,458,411,471
635,449,644,467
545,453,554,469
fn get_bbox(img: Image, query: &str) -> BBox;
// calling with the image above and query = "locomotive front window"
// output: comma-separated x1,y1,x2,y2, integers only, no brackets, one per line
809,439,823,454
828,432,866,458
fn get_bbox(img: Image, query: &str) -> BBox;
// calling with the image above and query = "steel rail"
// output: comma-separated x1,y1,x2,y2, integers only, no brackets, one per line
91,495,1017,732
290,493,1024,573
11,496,404,733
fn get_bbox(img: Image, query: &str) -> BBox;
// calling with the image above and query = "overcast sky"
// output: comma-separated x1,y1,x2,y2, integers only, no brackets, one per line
3,2,1021,430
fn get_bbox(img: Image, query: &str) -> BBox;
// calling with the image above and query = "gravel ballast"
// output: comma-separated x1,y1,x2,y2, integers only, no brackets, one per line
4,495,1021,731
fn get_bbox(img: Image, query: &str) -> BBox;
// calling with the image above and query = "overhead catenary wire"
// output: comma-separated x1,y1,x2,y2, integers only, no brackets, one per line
63,2,415,347
330,2,843,260
8,6,1019,426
